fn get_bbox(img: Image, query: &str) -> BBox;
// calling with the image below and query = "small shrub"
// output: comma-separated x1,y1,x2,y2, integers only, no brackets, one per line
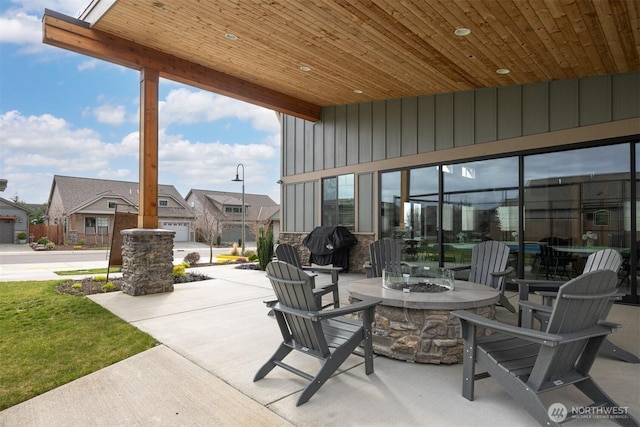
101,282,115,292
247,253,259,262
78,239,86,245
71,283,82,289
183,252,200,265
37,237,49,245
230,243,240,256
17,232,27,240
257,227,274,271
173,264,187,277
73,245,82,249
93,275,107,281
216,234,222,247
45,242,55,250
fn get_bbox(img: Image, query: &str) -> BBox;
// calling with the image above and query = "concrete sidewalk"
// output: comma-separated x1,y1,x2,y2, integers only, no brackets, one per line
1,263,639,426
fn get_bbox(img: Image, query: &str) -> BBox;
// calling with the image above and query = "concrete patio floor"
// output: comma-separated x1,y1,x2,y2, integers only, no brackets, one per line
1,263,638,426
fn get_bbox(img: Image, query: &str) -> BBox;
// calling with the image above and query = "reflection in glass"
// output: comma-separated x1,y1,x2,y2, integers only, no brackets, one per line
524,144,631,282
376,140,639,302
443,157,519,268
322,174,354,229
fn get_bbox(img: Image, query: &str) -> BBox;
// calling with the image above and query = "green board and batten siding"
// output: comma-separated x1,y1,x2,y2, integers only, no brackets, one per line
281,72,640,233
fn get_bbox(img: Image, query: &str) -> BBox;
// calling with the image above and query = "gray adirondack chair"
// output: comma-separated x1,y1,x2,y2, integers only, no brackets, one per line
275,243,340,308
454,241,515,312
364,239,404,278
520,248,639,363
516,248,622,324
535,248,623,307
452,270,638,427
254,261,380,406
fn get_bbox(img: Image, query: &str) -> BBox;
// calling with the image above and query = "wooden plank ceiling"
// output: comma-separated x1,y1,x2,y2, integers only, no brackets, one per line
48,0,639,120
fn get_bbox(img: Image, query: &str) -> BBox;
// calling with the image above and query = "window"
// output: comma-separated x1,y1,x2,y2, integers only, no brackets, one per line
322,174,354,229
108,201,116,209
225,205,243,214
85,217,96,233
85,217,109,234
159,199,168,207
97,217,108,234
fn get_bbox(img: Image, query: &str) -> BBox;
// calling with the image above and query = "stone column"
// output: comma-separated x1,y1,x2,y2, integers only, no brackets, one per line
121,228,175,296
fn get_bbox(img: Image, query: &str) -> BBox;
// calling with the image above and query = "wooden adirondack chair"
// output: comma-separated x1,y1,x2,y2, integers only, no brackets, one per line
452,270,638,427
254,261,380,406
364,239,405,278
453,241,515,312
275,243,341,308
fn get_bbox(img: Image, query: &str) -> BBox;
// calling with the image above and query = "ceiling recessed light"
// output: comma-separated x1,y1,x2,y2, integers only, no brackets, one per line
224,33,238,40
353,89,363,94
454,28,471,36
496,68,511,74
299,65,311,72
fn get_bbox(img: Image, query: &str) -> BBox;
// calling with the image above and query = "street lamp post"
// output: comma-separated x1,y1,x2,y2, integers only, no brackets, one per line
232,164,245,255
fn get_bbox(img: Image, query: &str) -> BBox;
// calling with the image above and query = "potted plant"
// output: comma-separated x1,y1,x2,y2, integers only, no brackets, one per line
17,232,27,244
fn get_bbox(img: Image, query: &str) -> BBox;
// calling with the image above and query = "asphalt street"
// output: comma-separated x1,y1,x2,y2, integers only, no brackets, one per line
0,242,244,281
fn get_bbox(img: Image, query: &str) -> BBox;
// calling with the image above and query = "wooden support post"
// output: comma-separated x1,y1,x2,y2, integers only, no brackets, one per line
139,67,159,228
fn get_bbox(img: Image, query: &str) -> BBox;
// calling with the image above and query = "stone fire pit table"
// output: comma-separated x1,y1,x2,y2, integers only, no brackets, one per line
347,277,499,364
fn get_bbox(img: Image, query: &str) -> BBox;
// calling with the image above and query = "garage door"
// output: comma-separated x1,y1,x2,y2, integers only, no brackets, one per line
162,222,189,242
0,219,14,243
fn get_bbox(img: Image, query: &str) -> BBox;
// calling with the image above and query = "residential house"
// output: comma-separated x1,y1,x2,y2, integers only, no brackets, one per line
46,175,196,244
0,197,30,243
185,189,279,245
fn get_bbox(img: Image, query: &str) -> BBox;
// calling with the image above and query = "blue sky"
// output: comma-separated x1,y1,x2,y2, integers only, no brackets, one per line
0,0,282,204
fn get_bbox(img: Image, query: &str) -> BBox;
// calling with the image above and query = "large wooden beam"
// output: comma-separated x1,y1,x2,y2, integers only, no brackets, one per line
42,10,321,122
138,68,159,229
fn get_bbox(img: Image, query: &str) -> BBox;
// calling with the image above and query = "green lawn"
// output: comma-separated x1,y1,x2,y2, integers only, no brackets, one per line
0,280,157,410
54,267,121,276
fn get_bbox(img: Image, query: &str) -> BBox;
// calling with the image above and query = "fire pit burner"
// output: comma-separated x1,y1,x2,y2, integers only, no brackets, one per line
383,280,449,293
382,268,454,293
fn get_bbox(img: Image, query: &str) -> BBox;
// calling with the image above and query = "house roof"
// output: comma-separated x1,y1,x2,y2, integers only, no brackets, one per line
43,1,639,121
187,189,279,223
0,197,31,213
49,175,195,219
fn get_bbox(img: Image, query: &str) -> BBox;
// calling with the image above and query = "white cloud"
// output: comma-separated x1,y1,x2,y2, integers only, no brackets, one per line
0,109,281,204
77,59,99,71
92,104,127,125
0,10,40,45
0,1,89,53
159,88,281,133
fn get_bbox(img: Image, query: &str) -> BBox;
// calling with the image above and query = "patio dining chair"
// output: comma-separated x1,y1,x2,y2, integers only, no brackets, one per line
254,261,380,406
275,243,340,308
452,270,637,427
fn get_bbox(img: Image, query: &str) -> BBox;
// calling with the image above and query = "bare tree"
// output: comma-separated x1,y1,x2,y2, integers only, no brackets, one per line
194,201,224,263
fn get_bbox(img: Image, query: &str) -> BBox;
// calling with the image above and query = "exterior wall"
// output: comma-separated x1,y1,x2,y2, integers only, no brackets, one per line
0,199,29,243
279,72,640,271
46,187,64,225
281,72,640,234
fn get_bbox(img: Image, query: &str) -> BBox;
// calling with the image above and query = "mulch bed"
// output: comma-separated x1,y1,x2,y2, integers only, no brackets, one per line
54,272,213,297
55,277,125,296
54,264,260,297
